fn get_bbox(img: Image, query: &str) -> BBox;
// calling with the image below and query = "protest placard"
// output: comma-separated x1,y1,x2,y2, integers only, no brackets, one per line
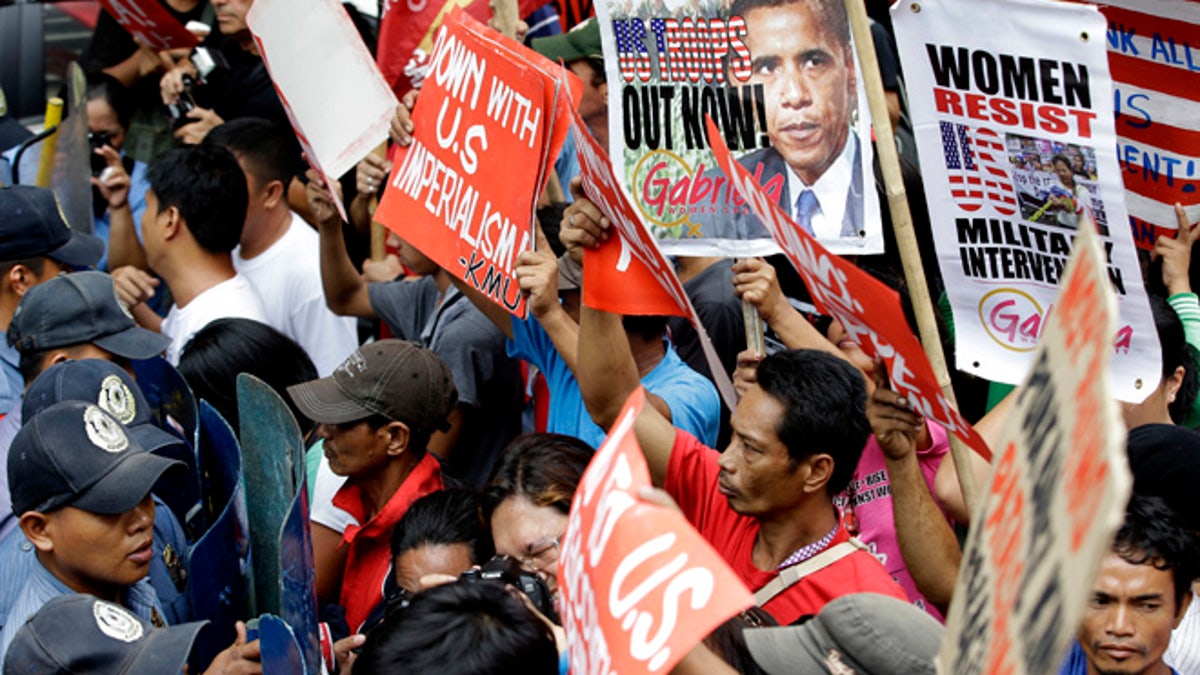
892,0,1160,403
375,9,557,318
377,0,545,97
706,117,991,462
99,0,198,52
590,0,881,258
937,221,1131,675
573,107,735,408
1060,0,1200,248
248,0,398,224
558,386,754,674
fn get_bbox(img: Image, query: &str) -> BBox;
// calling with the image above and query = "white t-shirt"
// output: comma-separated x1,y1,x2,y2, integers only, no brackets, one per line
235,213,358,376
310,454,356,533
161,273,270,364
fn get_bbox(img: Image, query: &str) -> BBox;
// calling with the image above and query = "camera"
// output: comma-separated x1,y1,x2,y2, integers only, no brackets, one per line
458,556,558,622
166,46,228,129
88,130,113,177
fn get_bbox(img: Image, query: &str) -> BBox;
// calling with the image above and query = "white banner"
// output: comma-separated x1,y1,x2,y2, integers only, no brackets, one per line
892,0,1160,402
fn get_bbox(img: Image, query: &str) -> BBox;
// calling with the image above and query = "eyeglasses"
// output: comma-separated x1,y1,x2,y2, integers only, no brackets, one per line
519,534,563,572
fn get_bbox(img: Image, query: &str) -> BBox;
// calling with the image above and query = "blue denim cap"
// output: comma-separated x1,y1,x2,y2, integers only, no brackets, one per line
0,184,104,267
3,594,208,675
8,400,181,515
7,271,169,359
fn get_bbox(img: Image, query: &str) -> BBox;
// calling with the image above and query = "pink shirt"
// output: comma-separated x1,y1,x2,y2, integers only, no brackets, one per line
836,422,950,622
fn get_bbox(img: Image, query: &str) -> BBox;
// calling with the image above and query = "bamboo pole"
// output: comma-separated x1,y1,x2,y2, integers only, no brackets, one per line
34,98,63,188
843,0,980,516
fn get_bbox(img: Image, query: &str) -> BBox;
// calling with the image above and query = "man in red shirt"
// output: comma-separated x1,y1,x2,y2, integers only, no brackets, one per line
287,340,456,631
578,306,906,625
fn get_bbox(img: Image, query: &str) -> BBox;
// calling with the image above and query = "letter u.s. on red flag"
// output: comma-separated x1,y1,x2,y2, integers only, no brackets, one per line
558,387,753,674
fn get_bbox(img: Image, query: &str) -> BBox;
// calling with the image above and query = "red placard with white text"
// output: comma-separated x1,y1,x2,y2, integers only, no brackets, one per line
100,0,198,51
558,387,754,674
706,118,992,461
573,108,736,407
376,12,552,318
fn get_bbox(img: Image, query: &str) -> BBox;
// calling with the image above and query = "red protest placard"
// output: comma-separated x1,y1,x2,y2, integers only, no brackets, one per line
100,0,198,51
558,386,754,674
375,11,549,318
706,117,992,462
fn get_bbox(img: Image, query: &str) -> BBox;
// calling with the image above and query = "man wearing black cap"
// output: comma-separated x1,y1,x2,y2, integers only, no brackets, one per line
287,340,457,632
0,401,180,659
0,185,105,415
0,271,169,541
4,594,263,674
0,360,193,626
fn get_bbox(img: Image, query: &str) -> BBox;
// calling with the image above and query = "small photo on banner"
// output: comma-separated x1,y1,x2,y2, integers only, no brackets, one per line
375,8,572,319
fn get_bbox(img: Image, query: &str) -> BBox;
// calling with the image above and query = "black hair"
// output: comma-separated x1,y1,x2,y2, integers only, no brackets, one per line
146,144,248,254
754,350,869,495
353,582,559,675
484,433,593,519
0,258,47,282
1151,295,1187,381
585,57,607,85
1113,494,1200,608
205,117,297,189
1050,153,1072,170
390,488,494,563
332,413,431,459
1171,344,1200,425
16,345,126,385
178,318,317,436
622,314,669,342
85,72,134,131
702,608,777,674
728,0,850,51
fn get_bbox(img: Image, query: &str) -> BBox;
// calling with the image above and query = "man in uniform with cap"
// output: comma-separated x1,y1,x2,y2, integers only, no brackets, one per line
0,401,180,659
287,339,457,632
0,271,170,540
0,185,105,414
0,360,193,625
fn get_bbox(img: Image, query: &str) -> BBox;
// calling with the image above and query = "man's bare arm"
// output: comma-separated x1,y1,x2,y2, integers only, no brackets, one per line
307,170,375,318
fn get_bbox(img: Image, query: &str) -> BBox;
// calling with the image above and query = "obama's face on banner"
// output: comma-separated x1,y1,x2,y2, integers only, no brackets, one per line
738,0,856,186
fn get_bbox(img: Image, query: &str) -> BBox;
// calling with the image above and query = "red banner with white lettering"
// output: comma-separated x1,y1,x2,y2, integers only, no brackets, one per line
375,10,553,318
707,117,992,462
99,0,198,51
558,386,754,674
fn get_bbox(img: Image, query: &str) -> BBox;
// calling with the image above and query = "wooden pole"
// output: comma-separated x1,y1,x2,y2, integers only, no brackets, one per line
369,142,387,261
34,98,63,188
843,0,980,516
489,0,519,40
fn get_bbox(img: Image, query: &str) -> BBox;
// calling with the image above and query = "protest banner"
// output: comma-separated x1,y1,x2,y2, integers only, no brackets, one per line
375,9,557,318
558,386,754,674
707,117,991,462
573,106,736,408
892,0,1160,403
99,0,199,52
590,0,882,258
248,0,398,224
937,221,1131,675
376,0,545,97
1059,0,1200,248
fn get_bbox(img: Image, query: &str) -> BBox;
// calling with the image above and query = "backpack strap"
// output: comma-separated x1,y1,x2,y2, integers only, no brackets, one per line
753,538,869,607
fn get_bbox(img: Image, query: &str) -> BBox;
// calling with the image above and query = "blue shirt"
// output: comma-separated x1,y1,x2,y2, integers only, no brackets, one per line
0,551,164,660
508,316,719,448
94,157,149,271
0,407,19,543
1059,641,1179,674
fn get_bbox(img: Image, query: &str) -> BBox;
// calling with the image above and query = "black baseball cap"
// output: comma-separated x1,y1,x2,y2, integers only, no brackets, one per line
8,400,181,515
23,359,183,455
287,340,458,436
0,184,104,268
7,271,169,359
3,594,208,675
1126,424,1200,532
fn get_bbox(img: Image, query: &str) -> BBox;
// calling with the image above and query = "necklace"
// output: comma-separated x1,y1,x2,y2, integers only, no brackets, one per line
776,521,840,570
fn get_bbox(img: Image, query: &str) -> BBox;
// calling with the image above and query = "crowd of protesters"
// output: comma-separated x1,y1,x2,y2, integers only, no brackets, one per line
0,0,1198,673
